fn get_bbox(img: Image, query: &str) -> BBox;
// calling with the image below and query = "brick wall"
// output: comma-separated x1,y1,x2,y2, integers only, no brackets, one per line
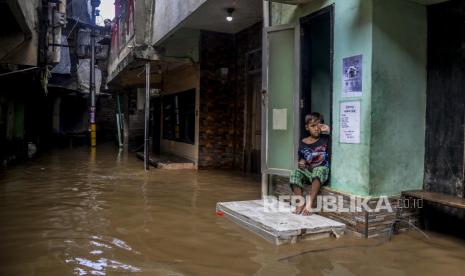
234,23,262,170
96,95,117,142
198,31,236,168
198,23,262,169
273,176,421,239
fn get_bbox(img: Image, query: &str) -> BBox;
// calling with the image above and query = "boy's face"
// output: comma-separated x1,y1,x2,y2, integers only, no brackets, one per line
306,119,321,138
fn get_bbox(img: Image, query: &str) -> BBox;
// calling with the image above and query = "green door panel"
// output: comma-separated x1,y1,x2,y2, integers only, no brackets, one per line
266,27,296,172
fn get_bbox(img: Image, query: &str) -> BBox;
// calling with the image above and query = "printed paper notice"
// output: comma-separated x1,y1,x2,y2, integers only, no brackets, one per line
342,55,363,97
272,108,287,130
340,101,360,144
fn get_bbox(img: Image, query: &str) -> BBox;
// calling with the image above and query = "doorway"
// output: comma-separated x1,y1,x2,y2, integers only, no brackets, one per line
425,0,465,198
300,6,333,138
244,49,262,174
151,97,161,155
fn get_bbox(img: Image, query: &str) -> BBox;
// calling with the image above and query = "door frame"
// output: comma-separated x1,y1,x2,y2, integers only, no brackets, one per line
299,4,335,137
243,48,262,174
261,4,334,197
261,23,301,177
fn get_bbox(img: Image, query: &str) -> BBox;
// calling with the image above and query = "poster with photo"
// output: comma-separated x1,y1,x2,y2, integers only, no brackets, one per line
340,101,361,144
342,55,363,97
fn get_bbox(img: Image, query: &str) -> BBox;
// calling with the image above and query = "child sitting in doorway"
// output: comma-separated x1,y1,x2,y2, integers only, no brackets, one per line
290,112,330,216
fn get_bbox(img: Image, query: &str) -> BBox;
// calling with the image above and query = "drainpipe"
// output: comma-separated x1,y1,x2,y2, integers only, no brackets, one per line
144,62,151,170
143,0,155,170
116,93,124,148
261,1,271,198
89,0,100,147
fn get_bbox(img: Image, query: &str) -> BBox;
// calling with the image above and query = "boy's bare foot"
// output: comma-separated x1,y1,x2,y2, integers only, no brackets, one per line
293,204,305,214
301,207,313,216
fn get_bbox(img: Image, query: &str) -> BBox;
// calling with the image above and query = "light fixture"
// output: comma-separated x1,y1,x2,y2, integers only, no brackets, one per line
226,8,234,22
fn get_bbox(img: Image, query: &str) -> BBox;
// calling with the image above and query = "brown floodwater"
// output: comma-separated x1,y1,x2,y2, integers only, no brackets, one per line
1,145,465,275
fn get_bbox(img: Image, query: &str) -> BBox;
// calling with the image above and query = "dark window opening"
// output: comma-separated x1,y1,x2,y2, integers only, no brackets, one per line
162,89,195,144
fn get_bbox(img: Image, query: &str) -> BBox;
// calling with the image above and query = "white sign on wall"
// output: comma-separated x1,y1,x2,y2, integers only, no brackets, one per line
340,101,361,144
272,108,287,130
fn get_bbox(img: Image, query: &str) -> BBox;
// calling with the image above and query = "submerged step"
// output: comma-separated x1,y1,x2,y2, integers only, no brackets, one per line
217,200,346,245
136,152,195,169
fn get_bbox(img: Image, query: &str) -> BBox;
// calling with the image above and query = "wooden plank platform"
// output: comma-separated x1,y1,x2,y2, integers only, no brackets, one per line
217,200,346,245
402,190,465,209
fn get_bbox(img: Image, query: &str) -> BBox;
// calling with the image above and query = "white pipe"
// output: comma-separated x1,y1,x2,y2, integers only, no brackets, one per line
144,62,151,170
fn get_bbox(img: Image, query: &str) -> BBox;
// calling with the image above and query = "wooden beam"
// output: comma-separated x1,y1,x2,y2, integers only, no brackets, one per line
269,0,313,5
402,190,465,209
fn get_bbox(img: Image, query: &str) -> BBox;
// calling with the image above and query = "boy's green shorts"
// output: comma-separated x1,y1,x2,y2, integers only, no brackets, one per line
289,166,329,188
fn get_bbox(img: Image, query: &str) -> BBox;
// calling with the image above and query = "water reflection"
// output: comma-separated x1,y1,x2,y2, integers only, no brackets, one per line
0,145,465,275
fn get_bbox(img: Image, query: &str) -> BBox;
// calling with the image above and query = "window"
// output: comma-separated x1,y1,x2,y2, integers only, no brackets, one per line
162,89,196,144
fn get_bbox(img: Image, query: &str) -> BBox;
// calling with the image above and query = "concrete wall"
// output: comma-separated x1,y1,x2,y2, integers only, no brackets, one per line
108,0,154,85
152,0,207,45
107,16,136,82
305,0,373,196
134,0,150,45
13,0,38,35
158,29,200,63
271,2,299,25
272,0,374,195
161,64,200,164
269,0,427,196
0,0,40,66
108,0,207,85
370,0,427,196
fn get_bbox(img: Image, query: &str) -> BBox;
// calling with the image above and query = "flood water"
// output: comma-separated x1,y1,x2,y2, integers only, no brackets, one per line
1,146,465,275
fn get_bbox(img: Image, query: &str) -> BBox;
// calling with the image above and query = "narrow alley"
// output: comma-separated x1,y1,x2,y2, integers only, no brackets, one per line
2,0,465,275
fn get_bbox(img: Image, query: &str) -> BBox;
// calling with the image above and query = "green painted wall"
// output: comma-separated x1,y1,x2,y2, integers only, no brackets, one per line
271,0,374,195
370,0,426,196
269,0,427,196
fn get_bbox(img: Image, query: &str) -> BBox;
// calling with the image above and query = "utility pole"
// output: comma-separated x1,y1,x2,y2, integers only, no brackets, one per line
89,0,100,147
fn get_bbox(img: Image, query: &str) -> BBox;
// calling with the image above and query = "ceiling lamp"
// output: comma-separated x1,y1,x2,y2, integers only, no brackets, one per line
226,8,234,22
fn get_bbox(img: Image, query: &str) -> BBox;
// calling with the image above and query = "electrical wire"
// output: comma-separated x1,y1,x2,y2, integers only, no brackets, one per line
0,67,39,77
66,19,80,39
